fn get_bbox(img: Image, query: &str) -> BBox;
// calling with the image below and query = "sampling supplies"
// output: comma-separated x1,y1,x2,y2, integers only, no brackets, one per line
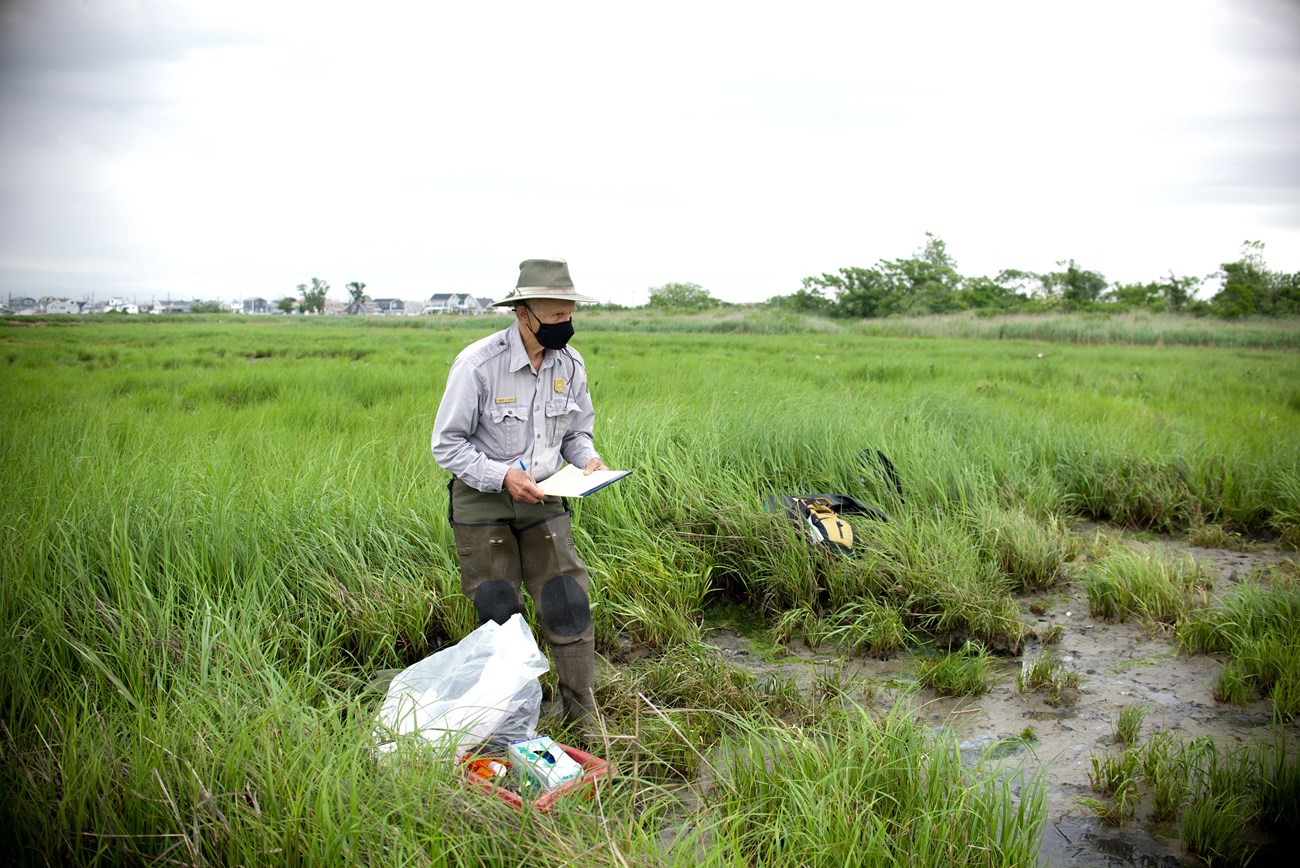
373,614,547,759
507,735,585,793
460,741,612,812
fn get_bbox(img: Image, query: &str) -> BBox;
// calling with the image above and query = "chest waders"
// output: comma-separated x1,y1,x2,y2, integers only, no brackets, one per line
450,489,597,726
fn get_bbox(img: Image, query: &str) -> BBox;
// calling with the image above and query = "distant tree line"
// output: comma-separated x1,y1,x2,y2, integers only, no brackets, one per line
634,236,1295,319
770,235,1298,319
278,278,368,314
647,282,719,311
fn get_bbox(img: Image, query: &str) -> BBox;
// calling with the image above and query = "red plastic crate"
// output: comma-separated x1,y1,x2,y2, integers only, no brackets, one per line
461,743,611,812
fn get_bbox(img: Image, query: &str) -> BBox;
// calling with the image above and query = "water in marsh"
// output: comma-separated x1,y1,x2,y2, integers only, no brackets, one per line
700,525,1296,867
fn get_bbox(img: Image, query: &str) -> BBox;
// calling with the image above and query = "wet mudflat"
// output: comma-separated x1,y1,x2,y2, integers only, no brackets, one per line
701,525,1297,867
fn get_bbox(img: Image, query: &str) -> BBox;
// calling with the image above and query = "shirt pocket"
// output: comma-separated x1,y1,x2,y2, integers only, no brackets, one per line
489,404,530,455
543,399,580,447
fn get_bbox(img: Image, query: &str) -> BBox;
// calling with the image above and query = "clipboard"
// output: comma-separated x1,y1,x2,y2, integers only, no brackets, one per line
536,464,632,498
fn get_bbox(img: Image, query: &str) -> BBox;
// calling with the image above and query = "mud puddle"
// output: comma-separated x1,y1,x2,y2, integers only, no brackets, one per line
700,527,1297,867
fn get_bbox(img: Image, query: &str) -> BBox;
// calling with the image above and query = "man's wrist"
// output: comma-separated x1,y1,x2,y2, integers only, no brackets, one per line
484,462,509,492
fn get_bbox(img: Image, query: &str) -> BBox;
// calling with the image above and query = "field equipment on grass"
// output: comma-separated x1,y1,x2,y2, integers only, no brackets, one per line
763,448,901,556
763,493,885,555
460,742,612,812
799,497,853,553
507,735,585,792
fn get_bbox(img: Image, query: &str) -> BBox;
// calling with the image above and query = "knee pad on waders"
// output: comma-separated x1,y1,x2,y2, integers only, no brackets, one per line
517,514,593,643
452,521,524,626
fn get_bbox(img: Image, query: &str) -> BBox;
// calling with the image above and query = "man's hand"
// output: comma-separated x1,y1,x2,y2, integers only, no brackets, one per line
504,467,546,504
583,457,607,476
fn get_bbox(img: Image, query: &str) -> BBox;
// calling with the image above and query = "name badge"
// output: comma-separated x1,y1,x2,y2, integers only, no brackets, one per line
554,377,566,393
495,396,516,404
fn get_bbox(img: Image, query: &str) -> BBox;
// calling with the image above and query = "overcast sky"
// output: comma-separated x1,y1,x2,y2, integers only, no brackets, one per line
1,0,1298,307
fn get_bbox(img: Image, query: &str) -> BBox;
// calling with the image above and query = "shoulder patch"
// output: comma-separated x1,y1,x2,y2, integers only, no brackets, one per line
461,328,514,367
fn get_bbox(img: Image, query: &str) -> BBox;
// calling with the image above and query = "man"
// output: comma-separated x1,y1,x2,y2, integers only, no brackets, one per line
431,259,606,727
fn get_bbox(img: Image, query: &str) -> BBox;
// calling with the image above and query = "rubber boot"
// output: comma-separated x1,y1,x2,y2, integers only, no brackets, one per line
551,643,597,726
517,514,597,725
451,520,525,625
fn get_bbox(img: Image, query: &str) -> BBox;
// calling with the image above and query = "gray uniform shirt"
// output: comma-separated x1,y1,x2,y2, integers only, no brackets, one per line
431,324,599,493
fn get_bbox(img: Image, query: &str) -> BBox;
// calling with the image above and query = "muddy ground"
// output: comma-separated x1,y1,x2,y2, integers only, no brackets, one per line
698,524,1298,867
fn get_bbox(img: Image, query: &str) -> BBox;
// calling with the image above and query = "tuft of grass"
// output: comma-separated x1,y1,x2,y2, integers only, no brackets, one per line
1177,578,1300,721
1078,781,1140,825
1212,662,1257,705
1149,756,1191,823
1081,727,1298,861
1017,652,1081,706
772,598,914,659
1082,547,1208,626
1081,745,1144,825
1254,737,1300,828
1181,795,1258,867
1036,623,1063,645
1188,522,1251,551
1114,703,1148,746
1088,748,1141,795
594,643,809,781
857,514,1028,652
975,506,1069,592
915,640,995,696
812,664,875,704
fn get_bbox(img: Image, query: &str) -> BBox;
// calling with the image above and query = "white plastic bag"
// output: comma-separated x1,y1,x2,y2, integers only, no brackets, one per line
373,613,549,759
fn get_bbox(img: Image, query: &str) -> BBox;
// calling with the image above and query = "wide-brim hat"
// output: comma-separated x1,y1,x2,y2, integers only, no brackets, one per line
492,258,600,306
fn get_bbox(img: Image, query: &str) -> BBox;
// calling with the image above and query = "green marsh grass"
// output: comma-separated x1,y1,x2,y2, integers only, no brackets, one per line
1144,732,1192,823
1181,796,1258,867
1083,545,1209,626
1036,623,1063,645
581,308,1300,350
1188,521,1252,550
708,705,1046,867
1176,575,1300,721
915,641,996,696
2,313,1298,862
1114,703,1148,746
1081,725,1298,863
1017,653,1082,706
772,598,914,658
974,506,1071,592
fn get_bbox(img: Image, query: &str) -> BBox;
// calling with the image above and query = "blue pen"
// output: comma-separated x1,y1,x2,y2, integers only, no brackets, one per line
519,459,537,492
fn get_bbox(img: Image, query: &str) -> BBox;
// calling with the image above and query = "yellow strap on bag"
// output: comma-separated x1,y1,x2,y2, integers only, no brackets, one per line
796,497,853,554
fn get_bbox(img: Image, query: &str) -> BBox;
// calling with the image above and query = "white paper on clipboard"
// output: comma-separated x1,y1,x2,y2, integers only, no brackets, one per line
536,464,632,498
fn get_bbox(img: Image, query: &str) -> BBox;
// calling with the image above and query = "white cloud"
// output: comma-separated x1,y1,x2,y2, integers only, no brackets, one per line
1,0,1297,305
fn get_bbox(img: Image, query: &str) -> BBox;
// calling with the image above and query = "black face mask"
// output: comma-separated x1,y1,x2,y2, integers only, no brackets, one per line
525,306,575,350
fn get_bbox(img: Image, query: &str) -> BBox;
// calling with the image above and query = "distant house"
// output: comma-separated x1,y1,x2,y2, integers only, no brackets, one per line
105,298,140,314
424,292,486,315
370,298,407,315
242,297,270,314
157,300,192,314
43,299,83,315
